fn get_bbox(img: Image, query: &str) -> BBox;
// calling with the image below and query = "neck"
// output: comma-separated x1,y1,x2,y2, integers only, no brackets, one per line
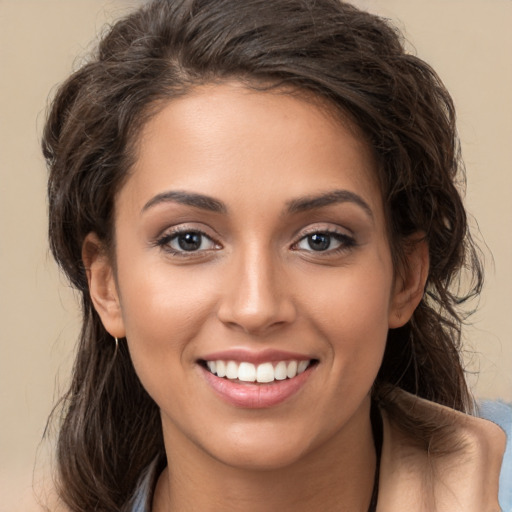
153,401,377,512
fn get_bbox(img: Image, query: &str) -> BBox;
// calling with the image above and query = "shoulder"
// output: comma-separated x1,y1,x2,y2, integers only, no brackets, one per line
378,391,506,512
479,399,512,512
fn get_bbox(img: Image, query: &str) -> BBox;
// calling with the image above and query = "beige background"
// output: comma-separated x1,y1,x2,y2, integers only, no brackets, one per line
0,1,510,510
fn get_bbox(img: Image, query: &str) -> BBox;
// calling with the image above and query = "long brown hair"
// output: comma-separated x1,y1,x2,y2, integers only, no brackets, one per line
42,0,482,510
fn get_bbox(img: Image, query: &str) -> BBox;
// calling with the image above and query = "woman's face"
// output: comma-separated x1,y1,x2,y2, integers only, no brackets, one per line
91,83,414,470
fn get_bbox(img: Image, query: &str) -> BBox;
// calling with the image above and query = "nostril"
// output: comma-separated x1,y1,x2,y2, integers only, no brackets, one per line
217,298,297,335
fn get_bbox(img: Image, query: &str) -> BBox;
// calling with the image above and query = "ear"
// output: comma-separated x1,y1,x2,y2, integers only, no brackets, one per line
388,234,429,329
82,232,126,339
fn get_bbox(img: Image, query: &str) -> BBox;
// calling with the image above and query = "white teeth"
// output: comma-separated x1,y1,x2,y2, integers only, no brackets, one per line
205,359,312,383
274,361,287,381
286,360,298,378
216,360,226,378
226,361,238,379
256,362,275,383
297,360,309,374
238,362,256,382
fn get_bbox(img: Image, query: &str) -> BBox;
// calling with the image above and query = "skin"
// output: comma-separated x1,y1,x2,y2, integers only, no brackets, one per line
85,83,428,511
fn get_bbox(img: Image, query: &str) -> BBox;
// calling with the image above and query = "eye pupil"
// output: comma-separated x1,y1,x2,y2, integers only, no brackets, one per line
308,233,330,251
178,232,202,251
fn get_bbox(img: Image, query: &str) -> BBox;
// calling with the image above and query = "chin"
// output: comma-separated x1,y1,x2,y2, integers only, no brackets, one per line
214,441,312,472
198,420,324,472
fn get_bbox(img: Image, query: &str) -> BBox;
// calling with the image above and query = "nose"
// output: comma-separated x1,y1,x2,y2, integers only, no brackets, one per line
217,245,297,335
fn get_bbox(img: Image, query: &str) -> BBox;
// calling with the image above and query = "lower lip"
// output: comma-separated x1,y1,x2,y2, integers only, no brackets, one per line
201,365,314,408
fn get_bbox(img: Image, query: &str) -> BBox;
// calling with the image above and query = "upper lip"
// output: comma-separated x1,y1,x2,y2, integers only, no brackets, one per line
198,348,314,365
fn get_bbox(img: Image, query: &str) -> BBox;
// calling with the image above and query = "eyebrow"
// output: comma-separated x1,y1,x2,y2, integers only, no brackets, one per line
141,190,227,214
141,188,373,219
286,189,374,219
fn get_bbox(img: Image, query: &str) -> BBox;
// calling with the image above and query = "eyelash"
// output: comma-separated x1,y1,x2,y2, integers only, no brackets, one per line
291,228,356,255
154,226,356,257
155,227,221,257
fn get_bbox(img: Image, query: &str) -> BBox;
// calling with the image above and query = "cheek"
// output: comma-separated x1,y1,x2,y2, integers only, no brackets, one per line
304,276,390,434
115,258,220,383
303,258,393,375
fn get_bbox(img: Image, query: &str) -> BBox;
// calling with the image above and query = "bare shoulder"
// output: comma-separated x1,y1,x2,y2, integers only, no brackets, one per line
378,391,506,512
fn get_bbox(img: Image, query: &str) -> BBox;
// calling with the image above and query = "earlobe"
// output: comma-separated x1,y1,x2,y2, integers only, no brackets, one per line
388,235,429,329
82,233,126,338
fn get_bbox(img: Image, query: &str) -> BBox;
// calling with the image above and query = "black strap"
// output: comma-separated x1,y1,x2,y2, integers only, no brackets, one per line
367,401,383,512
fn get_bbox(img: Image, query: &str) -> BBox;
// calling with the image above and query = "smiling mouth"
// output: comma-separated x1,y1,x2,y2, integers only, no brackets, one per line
200,359,317,384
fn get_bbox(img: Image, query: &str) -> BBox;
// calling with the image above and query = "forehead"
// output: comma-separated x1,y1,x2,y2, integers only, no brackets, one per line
122,82,383,220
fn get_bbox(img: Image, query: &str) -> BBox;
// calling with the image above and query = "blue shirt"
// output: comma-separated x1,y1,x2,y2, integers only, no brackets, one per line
480,400,512,512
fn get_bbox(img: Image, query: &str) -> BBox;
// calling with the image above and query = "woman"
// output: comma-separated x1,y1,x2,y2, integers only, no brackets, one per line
42,0,505,510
